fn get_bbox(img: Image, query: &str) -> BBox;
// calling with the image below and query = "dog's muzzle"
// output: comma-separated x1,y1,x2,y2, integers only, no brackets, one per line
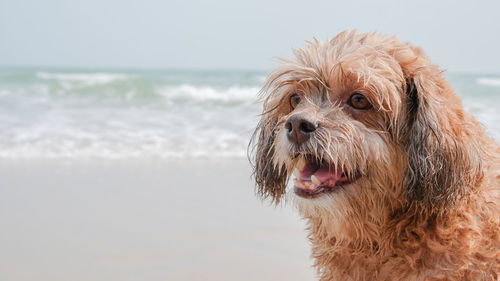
285,114,318,146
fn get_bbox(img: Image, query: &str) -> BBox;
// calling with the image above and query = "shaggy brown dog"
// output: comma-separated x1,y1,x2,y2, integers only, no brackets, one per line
250,31,500,280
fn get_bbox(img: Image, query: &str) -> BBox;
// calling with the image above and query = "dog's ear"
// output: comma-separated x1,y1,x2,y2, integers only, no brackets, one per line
249,117,288,204
396,47,483,211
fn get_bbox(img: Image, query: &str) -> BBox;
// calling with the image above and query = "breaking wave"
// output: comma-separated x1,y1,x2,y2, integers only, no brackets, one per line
0,68,263,159
476,77,500,87
36,71,131,86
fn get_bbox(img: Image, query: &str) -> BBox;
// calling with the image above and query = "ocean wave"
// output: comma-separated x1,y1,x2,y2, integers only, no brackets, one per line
0,131,251,159
36,72,131,86
476,77,500,87
464,103,500,140
31,73,262,102
158,84,260,102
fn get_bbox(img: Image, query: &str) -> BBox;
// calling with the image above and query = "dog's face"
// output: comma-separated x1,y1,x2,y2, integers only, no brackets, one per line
251,31,483,238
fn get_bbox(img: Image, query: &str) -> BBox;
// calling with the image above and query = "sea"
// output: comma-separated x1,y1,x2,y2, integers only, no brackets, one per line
0,67,499,159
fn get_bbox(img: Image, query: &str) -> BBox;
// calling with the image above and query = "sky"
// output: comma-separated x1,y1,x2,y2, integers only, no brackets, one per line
0,0,499,72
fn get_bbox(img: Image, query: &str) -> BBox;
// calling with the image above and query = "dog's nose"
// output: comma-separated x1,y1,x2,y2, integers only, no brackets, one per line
285,115,317,145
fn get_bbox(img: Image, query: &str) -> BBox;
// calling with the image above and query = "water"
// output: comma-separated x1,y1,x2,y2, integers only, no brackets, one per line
0,68,498,159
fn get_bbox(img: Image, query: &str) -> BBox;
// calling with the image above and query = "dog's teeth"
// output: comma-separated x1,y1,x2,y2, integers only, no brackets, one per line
311,175,321,186
306,182,315,190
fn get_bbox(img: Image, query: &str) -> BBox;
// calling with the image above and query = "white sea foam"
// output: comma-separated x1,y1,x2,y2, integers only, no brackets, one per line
464,102,500,140
476,77,500,87
158,84,259,102
0,127,251,159
36,72,130,86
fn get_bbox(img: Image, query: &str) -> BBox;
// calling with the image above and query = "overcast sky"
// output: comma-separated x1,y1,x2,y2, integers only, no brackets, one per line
0,0,499,72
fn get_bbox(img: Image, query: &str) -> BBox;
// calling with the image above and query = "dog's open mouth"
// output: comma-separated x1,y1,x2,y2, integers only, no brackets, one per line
294,157,360,198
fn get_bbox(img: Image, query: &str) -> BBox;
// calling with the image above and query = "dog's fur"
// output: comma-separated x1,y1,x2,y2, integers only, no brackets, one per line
250,31,500,280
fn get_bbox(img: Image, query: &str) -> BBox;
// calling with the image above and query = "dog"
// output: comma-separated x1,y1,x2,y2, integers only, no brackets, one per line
250,31,500,280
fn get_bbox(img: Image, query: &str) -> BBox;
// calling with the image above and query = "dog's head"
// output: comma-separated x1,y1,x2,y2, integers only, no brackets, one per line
250,31,484,236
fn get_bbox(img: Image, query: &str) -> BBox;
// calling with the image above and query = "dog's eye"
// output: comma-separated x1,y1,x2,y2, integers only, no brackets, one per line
348,93,372,110
289,93,301,109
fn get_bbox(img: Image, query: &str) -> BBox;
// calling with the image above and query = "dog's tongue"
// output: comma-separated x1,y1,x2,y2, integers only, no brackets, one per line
299,162,342,185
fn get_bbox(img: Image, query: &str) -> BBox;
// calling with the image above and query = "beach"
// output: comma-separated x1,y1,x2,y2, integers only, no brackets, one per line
0,68,499,280
0,159,314,281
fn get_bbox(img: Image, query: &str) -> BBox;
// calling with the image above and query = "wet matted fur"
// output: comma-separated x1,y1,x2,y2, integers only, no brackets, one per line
249,31,500,280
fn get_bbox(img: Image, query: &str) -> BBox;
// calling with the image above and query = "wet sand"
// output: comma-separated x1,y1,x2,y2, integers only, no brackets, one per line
0,159,315,281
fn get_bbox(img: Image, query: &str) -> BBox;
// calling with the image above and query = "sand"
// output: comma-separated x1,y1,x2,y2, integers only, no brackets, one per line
0,159,315,281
